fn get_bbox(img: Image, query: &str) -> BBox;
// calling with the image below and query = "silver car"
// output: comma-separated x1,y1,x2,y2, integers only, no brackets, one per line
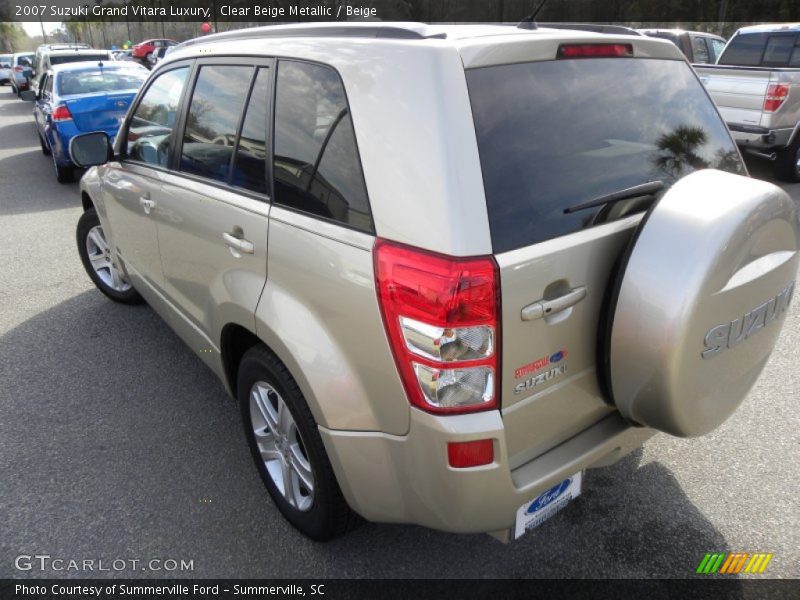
70,23,799,542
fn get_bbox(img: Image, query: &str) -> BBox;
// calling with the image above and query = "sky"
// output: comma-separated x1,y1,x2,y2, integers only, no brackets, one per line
21,21,64,37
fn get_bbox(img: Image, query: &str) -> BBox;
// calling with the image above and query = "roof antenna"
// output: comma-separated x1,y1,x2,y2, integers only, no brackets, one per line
518,0,549,30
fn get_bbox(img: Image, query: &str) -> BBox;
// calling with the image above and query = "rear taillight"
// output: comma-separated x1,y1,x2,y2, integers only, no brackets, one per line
14,65,23,72
764,83,789,113
51,105,72,122
557,43,633,59
374,239,500,415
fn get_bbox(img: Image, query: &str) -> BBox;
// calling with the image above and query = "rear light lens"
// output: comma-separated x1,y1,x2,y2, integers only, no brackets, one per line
14,65,23,72
51,105,72,122
374,239,500,415
557,43,633,59
447,440,494,468
764,83,789,112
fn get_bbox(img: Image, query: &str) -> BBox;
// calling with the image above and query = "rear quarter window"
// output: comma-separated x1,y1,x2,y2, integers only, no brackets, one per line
273,60,372,233
467,57,744,254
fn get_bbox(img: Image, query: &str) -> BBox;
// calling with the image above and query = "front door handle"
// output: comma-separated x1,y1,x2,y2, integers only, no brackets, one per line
139,195,155,215
521,286,587,321
223,231,254,256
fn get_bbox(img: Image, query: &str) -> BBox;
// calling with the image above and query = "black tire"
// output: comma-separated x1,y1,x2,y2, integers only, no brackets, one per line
76,208,143,304
238,345,358,541
53,152,73,183
774,136,800,183
38,132,51,156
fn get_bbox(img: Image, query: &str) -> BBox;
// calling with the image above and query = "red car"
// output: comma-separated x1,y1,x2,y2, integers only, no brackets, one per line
131,39,177,60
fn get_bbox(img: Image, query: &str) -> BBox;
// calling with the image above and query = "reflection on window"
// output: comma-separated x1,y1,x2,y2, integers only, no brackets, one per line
127,67,188,167
232,68,269,194
180,65,253,183
467,58,745,253
273,60,371,232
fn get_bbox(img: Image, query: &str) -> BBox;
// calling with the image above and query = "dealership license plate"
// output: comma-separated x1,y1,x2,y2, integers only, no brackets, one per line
514,472,582,539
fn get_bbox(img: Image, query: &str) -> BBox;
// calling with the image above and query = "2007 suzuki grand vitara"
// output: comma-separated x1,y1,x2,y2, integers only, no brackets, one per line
70,23,799,541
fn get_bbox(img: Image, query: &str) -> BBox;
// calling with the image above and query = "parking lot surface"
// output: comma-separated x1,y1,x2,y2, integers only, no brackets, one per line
0,87,798,580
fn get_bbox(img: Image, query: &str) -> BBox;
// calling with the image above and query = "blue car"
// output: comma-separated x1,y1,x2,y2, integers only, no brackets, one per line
26,61,148,183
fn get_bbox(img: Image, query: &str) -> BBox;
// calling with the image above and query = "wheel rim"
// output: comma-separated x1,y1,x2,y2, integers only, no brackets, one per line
250,381,314,512
85,225,132,292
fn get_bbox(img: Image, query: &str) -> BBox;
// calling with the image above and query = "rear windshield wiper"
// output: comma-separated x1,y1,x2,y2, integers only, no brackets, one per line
563,181,665,214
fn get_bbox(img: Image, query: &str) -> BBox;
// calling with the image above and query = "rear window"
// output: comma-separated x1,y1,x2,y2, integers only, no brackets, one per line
719,32,800,66
467,58,744,253
49,54,110,66
57,69,146,95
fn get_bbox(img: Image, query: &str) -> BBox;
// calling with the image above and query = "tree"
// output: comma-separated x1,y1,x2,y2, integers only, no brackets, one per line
0,22,31,53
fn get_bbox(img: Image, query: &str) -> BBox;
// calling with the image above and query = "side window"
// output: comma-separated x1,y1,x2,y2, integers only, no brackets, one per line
43,74,53,95
708,39,726,63
691,36,710,63
126,66,189,167
179,65,253,184
273,60,372,232
232,68,270,194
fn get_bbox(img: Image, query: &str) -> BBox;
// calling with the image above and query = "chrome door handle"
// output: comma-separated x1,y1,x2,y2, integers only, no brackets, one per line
139,196,155,215
223,232,254,255
521,286,587,321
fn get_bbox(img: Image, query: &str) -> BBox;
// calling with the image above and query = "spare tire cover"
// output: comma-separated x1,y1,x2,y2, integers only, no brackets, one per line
605,169,799,437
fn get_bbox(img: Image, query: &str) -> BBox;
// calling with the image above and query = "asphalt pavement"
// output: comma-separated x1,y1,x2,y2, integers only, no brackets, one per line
0,86,798,581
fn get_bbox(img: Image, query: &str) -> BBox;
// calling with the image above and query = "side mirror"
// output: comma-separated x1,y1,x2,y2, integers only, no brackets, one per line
70,132,112,168
19,90,36,101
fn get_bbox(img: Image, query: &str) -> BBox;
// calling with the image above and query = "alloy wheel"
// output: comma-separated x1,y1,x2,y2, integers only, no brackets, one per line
249,381,315,512
85,225,131,292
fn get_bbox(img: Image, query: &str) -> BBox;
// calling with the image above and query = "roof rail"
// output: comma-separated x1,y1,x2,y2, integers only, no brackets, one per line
538,23,643,36
179,23,445,48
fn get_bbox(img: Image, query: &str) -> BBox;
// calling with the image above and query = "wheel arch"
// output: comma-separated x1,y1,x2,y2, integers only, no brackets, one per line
81,191,94,212
220,323,263,399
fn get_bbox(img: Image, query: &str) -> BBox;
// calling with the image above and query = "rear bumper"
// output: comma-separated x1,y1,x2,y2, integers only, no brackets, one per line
320,408,654,535
728,123,797,151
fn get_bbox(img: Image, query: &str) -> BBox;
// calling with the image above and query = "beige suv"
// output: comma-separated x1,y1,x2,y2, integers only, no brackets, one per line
70,23,799,542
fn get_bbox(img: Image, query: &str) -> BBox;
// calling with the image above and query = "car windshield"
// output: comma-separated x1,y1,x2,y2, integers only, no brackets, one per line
49,54,109,66
57,69,147,95
0,55,11,65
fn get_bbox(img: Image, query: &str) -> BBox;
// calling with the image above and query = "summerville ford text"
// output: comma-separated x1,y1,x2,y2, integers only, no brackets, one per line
15,584,324,597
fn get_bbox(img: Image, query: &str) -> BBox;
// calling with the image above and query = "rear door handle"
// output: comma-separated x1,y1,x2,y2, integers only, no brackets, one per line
223,232,254,255
521,286,587,321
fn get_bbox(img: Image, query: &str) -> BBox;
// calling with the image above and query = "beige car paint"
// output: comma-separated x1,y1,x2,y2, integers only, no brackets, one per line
76,24,795,538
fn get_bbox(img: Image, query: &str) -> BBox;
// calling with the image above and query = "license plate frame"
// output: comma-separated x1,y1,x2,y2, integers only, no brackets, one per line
514,472,582,539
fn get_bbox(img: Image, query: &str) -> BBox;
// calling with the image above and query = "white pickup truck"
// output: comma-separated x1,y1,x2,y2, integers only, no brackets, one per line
695,23,800,182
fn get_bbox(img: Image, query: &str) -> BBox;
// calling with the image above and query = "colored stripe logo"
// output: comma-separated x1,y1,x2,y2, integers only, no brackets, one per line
696,552,773,574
